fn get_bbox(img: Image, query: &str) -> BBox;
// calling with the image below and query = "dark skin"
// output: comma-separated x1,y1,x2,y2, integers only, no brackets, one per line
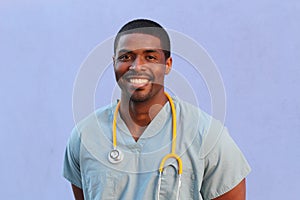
113,33,172,140
70,33,247,199
213,179,246,200
71,184,84,200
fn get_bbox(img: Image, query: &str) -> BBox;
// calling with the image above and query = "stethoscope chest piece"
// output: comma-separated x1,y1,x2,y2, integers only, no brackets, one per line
108,148,124,164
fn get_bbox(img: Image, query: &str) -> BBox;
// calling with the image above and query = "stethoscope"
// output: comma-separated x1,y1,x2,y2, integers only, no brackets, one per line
108,92,183,200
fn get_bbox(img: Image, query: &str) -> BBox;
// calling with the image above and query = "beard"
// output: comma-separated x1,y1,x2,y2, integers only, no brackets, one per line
116,70,164,103
121,83,164,103
129,88,153,102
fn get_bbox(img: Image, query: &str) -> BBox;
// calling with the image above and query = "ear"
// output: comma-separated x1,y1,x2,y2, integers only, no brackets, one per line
112,56,116,68
165,57,172,75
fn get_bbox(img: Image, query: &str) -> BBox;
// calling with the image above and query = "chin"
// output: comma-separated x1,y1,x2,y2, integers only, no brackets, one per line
129,91,152,102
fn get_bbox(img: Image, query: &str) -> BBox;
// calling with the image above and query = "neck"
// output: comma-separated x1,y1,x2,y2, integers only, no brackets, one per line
119,90,168,141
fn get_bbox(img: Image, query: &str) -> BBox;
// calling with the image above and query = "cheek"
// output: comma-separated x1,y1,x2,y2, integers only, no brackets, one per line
114,63,129,80
154,66,167,78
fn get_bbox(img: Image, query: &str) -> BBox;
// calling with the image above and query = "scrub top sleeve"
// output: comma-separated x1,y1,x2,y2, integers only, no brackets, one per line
63,127,82,189
200,127,251,199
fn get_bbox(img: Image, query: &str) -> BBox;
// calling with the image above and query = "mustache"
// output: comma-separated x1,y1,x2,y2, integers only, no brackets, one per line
122,71,153,79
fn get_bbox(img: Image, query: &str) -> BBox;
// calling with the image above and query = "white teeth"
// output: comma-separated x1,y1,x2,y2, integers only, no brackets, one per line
129,78,149,84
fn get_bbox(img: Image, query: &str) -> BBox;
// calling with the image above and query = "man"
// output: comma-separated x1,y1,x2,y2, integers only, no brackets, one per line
63,19,251,200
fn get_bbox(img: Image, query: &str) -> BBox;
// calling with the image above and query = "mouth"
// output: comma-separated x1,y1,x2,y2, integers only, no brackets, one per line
129,78,149,84
126,76,151,88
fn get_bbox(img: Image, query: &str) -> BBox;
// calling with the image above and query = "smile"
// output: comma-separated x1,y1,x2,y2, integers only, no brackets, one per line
129,78,149,84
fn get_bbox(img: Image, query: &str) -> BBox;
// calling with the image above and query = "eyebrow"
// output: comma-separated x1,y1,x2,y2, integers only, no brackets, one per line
117,49,162,55
117,49,131,54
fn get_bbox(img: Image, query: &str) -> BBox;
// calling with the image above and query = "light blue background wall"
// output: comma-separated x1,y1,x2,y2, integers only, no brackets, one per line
1,0,299,199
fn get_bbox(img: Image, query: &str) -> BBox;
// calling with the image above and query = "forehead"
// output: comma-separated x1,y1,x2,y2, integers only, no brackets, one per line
116,33,162,53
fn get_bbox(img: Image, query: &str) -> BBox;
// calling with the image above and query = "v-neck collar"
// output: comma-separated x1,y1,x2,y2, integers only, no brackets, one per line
115,101,171,150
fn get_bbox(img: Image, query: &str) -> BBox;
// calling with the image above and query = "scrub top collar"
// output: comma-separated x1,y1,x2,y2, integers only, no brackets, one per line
115,99,173,148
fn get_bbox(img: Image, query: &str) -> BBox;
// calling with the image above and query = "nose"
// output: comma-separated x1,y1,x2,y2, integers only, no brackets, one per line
130,55,144,71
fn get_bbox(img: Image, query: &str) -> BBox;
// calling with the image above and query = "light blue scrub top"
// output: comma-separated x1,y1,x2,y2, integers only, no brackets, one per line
63,97,251,200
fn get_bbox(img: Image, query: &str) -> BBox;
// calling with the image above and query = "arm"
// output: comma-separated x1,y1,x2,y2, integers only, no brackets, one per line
200,126,251,199
71,184,84,200
212,179,246,200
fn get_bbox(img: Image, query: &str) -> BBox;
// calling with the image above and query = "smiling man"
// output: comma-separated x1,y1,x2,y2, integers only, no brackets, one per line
113,32,172,140
63,19,251,200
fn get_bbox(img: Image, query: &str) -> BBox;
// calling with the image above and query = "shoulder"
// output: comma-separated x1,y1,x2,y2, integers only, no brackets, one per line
172,96,226,156
70,102,117,141
173,96,217,130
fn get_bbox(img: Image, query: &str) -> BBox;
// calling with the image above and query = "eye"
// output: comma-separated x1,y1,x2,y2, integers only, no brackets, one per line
117,54,132,62
146,55,157,61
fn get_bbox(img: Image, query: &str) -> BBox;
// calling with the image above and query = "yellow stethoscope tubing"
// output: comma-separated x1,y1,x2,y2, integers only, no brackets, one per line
111,92,182,175
112,101,120,150
159,92,182,175
164,92,177,155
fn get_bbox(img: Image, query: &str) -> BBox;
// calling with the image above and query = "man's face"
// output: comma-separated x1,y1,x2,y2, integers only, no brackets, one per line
114,33,172,102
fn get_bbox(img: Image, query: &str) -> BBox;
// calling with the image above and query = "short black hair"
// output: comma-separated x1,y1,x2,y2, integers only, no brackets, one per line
114,19,171,59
